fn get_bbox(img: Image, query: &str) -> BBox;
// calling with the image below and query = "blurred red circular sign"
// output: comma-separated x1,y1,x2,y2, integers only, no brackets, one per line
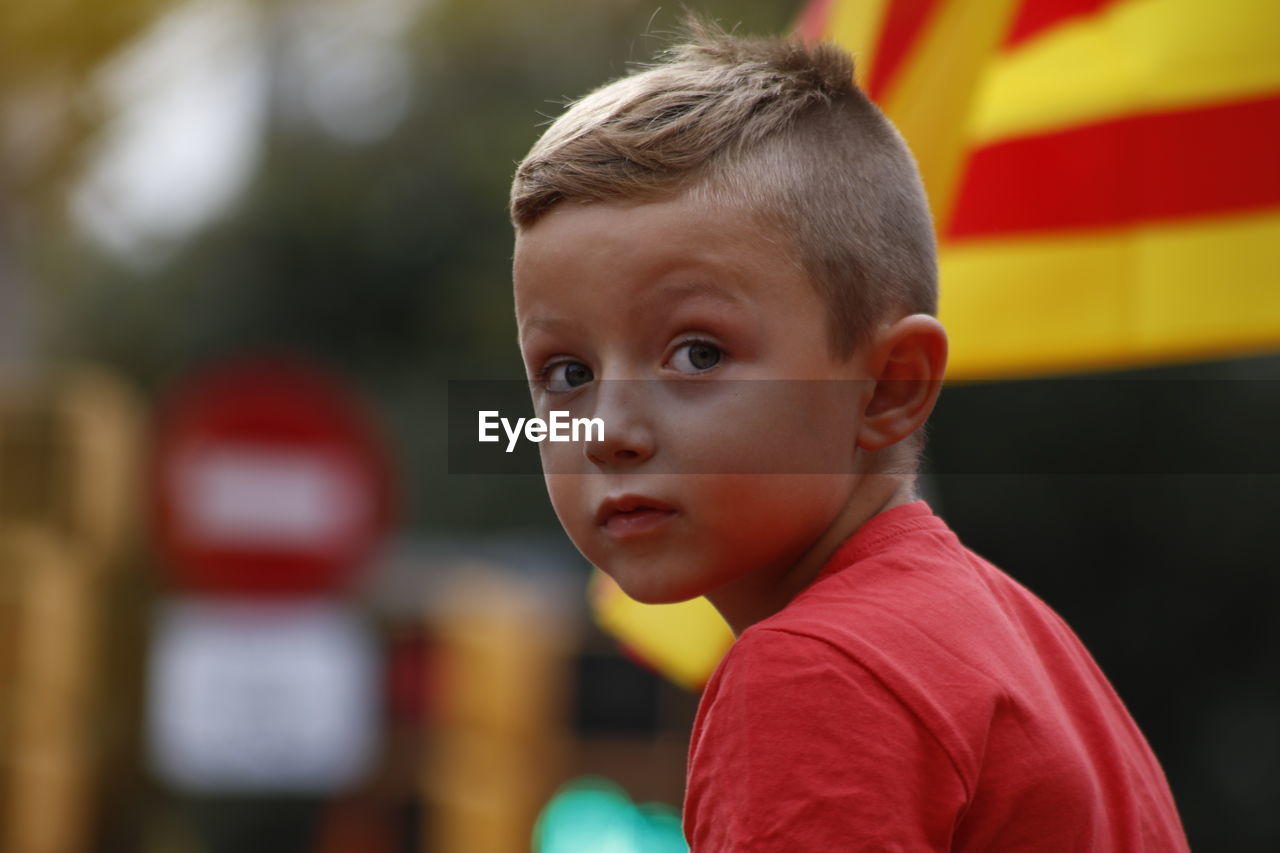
151,357,394,595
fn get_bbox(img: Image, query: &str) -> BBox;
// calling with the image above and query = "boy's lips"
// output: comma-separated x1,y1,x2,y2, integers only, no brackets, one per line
596,494,679,538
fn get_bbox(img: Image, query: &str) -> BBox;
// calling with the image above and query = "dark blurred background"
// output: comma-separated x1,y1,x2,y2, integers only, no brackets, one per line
0,0,1276,851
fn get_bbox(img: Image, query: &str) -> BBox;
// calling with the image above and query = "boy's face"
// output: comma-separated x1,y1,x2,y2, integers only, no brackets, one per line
513,192,881,609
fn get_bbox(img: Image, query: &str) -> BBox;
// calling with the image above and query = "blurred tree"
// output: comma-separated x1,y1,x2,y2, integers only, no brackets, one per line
0,0,172,202
0,0,170,365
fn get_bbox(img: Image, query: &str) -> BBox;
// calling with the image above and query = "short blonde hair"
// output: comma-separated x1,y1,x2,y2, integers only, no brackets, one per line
510,18,938,359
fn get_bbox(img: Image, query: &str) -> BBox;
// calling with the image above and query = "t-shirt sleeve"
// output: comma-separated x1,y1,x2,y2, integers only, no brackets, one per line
684,627,967,852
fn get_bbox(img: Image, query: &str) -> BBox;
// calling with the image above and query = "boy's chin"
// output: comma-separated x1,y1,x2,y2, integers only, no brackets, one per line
623,588,702,607
604,568,705,607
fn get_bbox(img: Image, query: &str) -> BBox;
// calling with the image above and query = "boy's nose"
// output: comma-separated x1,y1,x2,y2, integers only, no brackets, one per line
584,380,655,469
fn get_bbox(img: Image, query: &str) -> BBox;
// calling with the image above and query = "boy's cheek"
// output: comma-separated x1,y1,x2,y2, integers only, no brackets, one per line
542,469,643,554
537,437,578,474
542,470,589,522
668,386,859,476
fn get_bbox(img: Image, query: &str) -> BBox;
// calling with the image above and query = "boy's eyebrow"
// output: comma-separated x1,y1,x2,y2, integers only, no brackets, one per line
521,315,576,336
522,280,745,338
639,279,745,309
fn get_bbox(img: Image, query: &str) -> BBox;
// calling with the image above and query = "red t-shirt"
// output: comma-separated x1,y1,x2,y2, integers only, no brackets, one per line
683,500,1188,851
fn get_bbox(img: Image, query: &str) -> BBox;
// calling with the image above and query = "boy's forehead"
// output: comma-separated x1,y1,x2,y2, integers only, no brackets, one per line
515,244,754,337
513,195,788,297
515,197,690,262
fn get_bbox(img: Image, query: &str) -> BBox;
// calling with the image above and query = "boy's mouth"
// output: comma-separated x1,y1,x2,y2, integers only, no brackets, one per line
596,494,678,537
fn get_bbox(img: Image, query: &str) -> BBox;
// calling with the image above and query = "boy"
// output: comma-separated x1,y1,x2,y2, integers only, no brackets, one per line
509,20,1188,851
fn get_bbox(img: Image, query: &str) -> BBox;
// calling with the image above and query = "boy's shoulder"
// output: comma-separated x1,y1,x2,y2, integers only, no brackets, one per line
697,499,1007,742
748,499,1009,670
696,498,1063,769
684,506,982,849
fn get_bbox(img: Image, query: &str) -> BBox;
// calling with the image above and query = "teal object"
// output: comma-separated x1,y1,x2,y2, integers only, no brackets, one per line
533,776,689,853
635,802,688,853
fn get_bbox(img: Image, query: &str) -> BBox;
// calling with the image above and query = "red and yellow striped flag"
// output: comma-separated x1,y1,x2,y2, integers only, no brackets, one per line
803,0,1280,378
593,0,1280,689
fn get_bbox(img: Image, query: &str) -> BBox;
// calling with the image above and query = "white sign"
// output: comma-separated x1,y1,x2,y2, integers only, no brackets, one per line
173,444,369,551
147,598,379,793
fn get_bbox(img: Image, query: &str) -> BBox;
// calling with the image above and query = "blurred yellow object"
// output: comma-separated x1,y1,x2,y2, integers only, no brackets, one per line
425,567,574,853
589,569,733,693
0,366,143,853
1,529,95,853
0,365,143,566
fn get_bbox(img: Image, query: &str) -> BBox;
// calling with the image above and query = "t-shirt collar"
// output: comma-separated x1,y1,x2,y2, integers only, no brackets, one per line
813,499,943,582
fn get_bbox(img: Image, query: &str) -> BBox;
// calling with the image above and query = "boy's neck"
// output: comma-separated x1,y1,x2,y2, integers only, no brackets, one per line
707,475,918,637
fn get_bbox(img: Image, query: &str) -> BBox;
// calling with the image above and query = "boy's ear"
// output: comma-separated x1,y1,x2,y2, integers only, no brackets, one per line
857,314,948,451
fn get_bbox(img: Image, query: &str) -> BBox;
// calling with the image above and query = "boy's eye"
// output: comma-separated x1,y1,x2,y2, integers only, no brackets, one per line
545,360,594,392
671,340,722,373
